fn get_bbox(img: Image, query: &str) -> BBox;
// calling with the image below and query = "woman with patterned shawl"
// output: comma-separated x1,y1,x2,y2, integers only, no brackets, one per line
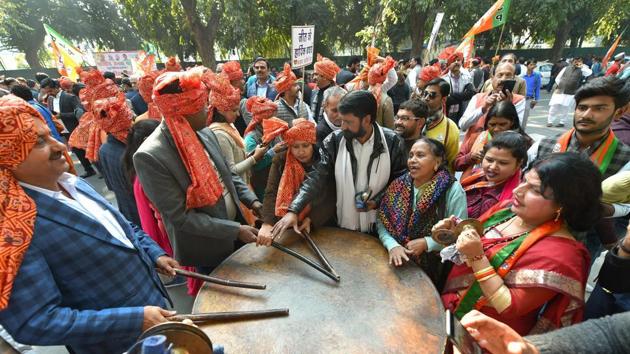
439,153,599,335
377,137,467,291
257,118,335,246
461,131,528,219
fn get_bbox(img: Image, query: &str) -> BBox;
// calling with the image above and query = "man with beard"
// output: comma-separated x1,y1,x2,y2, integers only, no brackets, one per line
394,98,428,160
547,57,592,127
316,86,347,146
268,90,406,237
311,55,340,123
531,76,630,257
418,79,460,171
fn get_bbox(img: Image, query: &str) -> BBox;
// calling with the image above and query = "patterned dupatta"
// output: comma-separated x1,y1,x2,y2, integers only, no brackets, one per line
555,128,618,175
378,169,452,246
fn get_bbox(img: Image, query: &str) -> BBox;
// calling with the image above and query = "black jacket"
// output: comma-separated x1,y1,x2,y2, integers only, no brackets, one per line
288,124,407,214
48,91,82,133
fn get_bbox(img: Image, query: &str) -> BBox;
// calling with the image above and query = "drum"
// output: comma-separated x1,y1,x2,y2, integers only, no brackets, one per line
193,227,447,353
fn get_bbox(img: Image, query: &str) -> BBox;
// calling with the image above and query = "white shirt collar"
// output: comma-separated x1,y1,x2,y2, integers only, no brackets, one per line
19,172,77,197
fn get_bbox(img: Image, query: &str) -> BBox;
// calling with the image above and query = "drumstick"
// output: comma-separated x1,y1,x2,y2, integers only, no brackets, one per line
168,308,289,323
302,231,340,280
271,241,340,282
174,268,266,290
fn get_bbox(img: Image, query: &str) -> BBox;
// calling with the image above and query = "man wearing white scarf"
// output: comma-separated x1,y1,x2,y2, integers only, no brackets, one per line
272,90,407,237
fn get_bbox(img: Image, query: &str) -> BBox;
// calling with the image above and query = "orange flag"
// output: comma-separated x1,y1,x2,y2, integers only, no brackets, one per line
463,0,512,39
601,31,625,70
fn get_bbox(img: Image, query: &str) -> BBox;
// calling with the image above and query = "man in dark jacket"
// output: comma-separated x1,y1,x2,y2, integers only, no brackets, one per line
268,90,406,239
41,78,97,178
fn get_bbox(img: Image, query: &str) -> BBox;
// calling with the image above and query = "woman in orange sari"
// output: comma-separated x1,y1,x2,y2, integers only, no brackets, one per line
439,152,601,335
461,131,529,219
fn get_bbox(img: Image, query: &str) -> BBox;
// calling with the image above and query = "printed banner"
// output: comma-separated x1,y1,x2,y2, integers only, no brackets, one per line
291,26,315,68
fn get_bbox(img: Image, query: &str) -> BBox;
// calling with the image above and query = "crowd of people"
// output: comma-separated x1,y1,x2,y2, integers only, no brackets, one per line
0,47,629,353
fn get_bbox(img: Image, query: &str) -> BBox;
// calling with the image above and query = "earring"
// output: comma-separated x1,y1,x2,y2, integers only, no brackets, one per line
554,207,563,222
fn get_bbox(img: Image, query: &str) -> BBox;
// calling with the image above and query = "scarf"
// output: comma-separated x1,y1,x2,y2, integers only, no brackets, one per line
210,122,244,148
274,119,317,218
138,70,162,120
461,168,521,204
378,170,452,245
554,128,618,175
244,96,278,137
152,69,223,209
334,125,391,232
323,112,340,133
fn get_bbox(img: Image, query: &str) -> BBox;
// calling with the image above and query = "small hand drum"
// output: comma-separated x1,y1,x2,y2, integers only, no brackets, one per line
137,322,213,354
433,219,483,245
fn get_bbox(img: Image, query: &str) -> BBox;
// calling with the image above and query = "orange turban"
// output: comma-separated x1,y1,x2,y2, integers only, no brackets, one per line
165,56,182,72
204,71,242,125
349,47,380,89
274,118,316,218
447,52,464,66
368,56,395,86
137,70,162,120
419,64,441,83
274,63,297,95
243,96,278,137
59,77,74,90
314,54,340,82
222,61,244,82
152,68,224,209
261,117,289,145
93,96,134,143
83,78,123,162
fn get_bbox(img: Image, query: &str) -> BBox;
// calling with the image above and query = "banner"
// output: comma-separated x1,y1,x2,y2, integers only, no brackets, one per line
93,51,152,76
601,30,625,70
462,0,512,39
291,26,315,68
44,24,84,81
427,12,445,53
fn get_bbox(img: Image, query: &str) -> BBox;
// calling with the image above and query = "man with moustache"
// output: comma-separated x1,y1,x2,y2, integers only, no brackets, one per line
316,86,347,146
311,55,341,122
531,76,630,257
547,57,592,127
0,95,177,354
394,98,429,160
268,90,406,238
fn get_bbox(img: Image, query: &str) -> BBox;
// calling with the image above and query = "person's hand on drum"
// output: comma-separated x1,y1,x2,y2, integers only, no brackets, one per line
155,255,180,277
297,217,312,235
406,238,428,257
271,212,299,239
461,310,538,354
238,225,259,244
431,215,457,237
257,223,274,246
455,227,484,262
389,246,412,266
142,306,176,331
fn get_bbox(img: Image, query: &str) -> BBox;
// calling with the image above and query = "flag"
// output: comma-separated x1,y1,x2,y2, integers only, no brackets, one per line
43,24,84,81
456,36,475,68
601,30,625,70
463,0,512,39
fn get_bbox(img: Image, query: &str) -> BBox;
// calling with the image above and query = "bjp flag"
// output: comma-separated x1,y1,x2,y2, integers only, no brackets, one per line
44,24,83,81
463,0,512,39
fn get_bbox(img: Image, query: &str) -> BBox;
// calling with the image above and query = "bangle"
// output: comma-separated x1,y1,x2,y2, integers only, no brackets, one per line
473,266,494,277
487,285,511,313
477,273,497,282
474,267,496,281
618,238,630,254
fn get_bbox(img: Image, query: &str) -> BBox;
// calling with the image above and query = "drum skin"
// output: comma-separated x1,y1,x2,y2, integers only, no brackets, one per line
193,227,447,353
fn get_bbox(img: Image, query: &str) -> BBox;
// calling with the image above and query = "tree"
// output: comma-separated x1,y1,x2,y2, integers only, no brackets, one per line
179,0,222,68
0,0,142,69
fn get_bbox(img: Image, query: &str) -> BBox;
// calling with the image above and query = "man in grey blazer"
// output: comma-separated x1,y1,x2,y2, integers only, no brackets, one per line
134,69,262,270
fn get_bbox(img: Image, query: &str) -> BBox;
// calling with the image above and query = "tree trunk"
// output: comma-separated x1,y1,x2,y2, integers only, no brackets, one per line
549,21,572,63
23,44,43,70
409,2,429,58
179,0,221,68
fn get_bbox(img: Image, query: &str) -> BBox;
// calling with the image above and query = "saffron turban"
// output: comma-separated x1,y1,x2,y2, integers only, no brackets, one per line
243,96,278,137
314,54,340,82
137,70,162,120
368,56,396,86
419,65,441,83
93,96,134,143
152,68,224,209
204,71,242,124
222,61,244,82
59,77,74,91
274,63,297,95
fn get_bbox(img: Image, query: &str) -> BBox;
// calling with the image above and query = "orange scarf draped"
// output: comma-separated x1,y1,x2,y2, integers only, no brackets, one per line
152,69,224,209
243,96,278,138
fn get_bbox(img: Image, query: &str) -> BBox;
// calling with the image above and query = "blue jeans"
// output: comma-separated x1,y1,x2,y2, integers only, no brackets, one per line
585,283,630,320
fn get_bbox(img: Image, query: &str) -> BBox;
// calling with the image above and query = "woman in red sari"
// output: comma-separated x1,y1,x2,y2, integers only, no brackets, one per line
461,131,529,219
439,152,601,335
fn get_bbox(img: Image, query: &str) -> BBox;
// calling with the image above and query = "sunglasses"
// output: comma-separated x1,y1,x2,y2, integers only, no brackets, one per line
420,91,438,99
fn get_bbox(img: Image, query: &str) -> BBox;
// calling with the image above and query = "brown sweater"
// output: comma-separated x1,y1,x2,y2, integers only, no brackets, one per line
261,152,335,226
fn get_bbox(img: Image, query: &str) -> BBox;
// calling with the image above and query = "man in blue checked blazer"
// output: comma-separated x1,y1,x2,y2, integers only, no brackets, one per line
0,95,179,354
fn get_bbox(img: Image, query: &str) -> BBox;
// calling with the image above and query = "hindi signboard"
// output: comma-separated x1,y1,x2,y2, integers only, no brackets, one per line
93,51,143,76
291,26,315,68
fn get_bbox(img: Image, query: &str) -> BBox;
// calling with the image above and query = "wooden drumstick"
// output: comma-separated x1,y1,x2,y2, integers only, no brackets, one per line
271,241,340,282
174,268,266,290
302,231,340,280
168,308,289,323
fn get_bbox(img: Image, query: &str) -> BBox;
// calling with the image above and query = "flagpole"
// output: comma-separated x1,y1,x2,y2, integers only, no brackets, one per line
494,23,506,57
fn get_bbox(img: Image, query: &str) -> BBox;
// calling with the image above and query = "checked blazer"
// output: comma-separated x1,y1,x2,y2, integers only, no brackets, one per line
0,178,169,354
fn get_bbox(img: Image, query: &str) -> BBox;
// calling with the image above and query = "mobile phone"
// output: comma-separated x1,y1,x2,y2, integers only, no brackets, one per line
446,310,483,354
501,79,516,94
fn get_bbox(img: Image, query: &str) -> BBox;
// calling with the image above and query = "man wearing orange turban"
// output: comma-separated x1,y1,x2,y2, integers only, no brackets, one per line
0,94,178,354
135,70,162,121
134,68,262,271
94,95,140,225
415,64,442,94
274,63,312,124
368,56,396,128
311,54,340,122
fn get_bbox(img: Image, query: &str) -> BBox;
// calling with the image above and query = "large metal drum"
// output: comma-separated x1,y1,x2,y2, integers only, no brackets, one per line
193,227,446,353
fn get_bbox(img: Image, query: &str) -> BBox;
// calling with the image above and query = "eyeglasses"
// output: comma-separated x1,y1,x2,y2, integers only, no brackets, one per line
420,90,438,99
394,115,420,122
